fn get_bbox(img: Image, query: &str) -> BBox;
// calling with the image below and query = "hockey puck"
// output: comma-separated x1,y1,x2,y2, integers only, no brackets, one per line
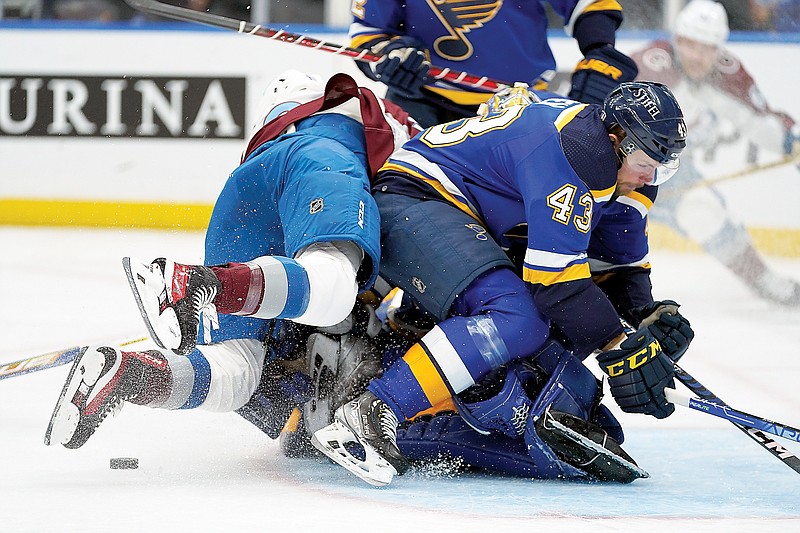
110,457,139,470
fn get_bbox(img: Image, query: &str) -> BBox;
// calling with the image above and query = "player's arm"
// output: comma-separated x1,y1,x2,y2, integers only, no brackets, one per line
715,53,797,155
516,170,625,357
348,0,429,99
555,0,638,104
520,173,688,419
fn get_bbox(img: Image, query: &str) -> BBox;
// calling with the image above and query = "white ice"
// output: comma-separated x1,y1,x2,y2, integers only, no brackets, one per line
1,226,799,532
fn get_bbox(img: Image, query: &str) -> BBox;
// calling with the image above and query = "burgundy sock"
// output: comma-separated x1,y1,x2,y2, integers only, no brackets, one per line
211,262,264,315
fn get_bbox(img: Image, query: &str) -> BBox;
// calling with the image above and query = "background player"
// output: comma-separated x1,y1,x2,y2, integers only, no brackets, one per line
631,0,800,306
44,71,420,449
348,0,639,126
311,81,692,485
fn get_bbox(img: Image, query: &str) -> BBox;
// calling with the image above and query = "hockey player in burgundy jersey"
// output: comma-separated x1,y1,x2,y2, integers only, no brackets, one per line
311,81,694,486
631,0,800,306
44,71,420,450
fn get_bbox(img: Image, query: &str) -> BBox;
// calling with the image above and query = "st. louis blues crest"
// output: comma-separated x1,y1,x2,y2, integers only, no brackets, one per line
427,0,502,60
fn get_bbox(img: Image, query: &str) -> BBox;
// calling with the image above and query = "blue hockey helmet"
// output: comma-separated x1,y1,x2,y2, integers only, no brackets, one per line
602,81,686,184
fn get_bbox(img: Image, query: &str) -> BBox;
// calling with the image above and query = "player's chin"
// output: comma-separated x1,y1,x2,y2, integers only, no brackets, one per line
616,184,636,196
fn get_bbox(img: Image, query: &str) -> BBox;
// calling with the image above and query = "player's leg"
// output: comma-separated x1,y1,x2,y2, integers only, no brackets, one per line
125,132,381,358
312,193,550,483
45,337,269,448
654,163,800,306
397,341,647,482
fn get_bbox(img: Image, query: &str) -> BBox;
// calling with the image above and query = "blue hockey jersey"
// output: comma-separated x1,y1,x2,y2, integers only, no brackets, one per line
376,97,657,354
349,0,624,106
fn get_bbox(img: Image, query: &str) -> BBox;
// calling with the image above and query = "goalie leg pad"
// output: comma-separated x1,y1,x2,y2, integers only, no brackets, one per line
452,362,542,438
396,412,588,480
531,341,624,442
534,409,649,483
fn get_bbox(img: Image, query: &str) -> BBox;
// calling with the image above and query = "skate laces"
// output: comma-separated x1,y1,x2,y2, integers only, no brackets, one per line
376,402,399,443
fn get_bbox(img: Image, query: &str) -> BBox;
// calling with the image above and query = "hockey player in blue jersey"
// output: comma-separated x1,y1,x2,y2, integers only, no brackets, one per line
44,71,420,449
311,81,694,486
349,0,639,127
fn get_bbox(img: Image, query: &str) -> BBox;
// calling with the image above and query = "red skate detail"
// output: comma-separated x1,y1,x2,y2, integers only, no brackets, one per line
129,350,168,371
171,263,191,302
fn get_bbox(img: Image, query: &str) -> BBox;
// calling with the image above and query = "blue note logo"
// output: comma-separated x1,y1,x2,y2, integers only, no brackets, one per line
426,0,502,61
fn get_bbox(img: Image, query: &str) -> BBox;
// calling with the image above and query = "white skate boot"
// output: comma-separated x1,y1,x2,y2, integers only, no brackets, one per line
312,391,410,486
123,257,222,355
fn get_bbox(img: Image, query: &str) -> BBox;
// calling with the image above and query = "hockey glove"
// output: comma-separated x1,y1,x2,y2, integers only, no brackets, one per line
630,300,694,362
358,36,430,99
597,328,675,419
568,44,638,105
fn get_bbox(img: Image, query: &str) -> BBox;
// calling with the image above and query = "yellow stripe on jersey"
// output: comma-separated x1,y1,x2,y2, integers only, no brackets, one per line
591,184,617,203
583,0,623,14
523,262,591,285
554,104,588,131
403,343,450,408
349,33,391,49
379,162,483,223
625,190,654,211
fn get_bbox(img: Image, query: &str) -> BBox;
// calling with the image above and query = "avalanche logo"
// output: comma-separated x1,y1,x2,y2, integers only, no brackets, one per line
427,0,502,61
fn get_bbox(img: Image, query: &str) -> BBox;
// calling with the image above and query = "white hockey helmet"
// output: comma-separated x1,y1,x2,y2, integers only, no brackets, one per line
249,70,326,133
673,0,730,47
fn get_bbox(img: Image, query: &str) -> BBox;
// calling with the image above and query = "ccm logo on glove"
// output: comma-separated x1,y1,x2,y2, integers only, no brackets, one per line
602,335,661,377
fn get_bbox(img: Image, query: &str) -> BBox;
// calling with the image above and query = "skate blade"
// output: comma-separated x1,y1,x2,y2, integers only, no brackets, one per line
545,415,650,482
122,257,180,352
44,346,101,446
311,420,397,487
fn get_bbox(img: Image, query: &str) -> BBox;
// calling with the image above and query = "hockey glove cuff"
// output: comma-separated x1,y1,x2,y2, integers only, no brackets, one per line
630,300,694,362
597,328,675,419
568,44,638,105
358,36,430,99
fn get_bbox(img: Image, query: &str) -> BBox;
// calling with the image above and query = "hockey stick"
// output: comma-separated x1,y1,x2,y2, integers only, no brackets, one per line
122,0,512,92
660,151,800,198
665,384,800,444
669,363,800,473
0,336,148,381
619,318,800,473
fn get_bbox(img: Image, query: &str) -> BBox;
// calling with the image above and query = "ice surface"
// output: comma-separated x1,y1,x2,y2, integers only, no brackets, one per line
1,227,799,532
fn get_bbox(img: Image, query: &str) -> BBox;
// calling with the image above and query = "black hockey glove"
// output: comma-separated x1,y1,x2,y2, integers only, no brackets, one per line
358,36,430,99
629,300,694,362
568,44,638,105
597,328,675,419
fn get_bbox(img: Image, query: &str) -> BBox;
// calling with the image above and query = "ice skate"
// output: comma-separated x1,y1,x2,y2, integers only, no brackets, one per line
45,346,141,449
535,408,649,483
122,257,222,355
311,391,410,486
